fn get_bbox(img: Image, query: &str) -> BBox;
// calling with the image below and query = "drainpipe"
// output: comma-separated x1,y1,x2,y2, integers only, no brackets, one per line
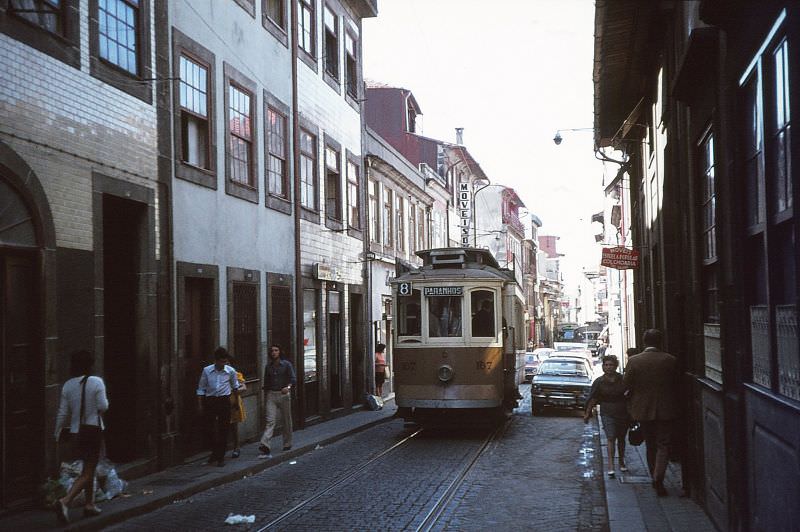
364,156,375,396
291,0,305,426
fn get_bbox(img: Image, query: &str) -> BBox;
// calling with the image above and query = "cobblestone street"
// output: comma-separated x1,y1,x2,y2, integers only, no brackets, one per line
107,386,608,531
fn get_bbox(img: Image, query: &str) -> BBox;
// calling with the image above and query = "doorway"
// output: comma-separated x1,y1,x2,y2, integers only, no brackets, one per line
1,253,41,508
269,285,292,356
328,291,343,409
180,277,214,456
349,293,364,404
102,195,146,463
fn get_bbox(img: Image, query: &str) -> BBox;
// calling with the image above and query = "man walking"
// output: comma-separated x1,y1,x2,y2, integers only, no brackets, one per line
258,344,296,458
623,329,680,496
196,347,240,466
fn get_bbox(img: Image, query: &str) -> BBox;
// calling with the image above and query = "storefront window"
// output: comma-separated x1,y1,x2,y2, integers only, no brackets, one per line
303,289,318,383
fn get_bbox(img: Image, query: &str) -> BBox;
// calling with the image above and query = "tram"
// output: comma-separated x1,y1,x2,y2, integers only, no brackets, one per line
390,248,526,425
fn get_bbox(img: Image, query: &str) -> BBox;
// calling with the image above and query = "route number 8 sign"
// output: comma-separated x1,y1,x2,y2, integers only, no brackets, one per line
397,282,412,296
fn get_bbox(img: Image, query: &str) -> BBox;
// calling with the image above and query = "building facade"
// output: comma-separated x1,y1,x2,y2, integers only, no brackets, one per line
0,0,168,507
594,1,799,529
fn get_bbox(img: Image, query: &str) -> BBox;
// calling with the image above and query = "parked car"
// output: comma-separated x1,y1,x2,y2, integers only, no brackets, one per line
530,356,594,415
523,348,553,382
553,342,593,361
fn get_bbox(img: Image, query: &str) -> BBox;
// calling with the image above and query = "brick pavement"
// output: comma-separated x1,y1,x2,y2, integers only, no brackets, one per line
598,417,718,532
0,400,397,531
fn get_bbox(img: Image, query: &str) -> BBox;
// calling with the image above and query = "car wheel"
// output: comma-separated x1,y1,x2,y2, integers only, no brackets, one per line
532,399,544,416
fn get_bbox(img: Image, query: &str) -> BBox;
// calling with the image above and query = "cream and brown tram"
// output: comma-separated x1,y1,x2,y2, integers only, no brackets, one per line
391,248,526,424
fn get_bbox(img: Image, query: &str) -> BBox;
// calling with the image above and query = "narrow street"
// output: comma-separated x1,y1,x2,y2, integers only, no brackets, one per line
107,386,607,531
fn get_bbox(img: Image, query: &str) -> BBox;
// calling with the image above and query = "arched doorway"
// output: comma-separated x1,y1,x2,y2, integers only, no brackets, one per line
0,177,44,508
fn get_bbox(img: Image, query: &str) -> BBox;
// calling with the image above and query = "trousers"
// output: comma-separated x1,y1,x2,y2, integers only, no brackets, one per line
260,391,292,449
204,396,231,461
641,419,674,483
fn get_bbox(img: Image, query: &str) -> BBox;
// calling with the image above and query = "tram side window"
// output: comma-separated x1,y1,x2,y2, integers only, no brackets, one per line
471,290,495,337
398,289,422,336
428,296,462,337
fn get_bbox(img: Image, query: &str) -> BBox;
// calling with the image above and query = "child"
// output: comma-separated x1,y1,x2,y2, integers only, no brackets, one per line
228,357,247,458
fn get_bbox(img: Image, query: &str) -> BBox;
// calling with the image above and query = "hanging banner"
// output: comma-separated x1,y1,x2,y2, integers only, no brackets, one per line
459,182,471,247
601,246,640,269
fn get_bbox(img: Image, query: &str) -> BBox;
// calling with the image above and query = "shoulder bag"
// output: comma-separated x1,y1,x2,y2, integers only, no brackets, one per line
628,421,644,446
77,376,102,444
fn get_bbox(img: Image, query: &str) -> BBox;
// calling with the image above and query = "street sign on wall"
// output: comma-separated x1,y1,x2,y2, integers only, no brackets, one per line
601,246,640,269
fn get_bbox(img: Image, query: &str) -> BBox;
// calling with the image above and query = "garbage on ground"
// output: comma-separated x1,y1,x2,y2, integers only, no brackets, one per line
225,514,256,525
40,458,128,508
289,461,297,465
365,393,383,411
314,444,323,450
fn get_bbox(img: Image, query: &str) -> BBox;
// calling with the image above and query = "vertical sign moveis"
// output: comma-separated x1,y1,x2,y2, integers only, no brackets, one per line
459,182,471,247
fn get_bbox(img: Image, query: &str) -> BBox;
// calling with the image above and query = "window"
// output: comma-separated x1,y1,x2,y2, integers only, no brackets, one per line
409,205,416,255
347,158,360,230
345,31,358,98
300,129,317,210
740,13,798,401
418,207,426,251
303,288,318,383
228,84,254,187
267,107,288,198
369,179,379,243
298,0,314,56
325,145,342,222
98,0,140,75
382,187,393,248
9,0,62,33
397,289,421,337
396,195,404,252
323,5,338,79
471,290,495,338
265,0,285,28
179,55,210,170
698,132,718,322
428,296,462,338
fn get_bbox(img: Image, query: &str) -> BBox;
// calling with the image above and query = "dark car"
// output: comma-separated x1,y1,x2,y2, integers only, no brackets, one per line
530,356,593,415
523,348,553,382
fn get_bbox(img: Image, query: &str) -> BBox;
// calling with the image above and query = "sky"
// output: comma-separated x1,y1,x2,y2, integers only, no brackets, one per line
362,0,611,293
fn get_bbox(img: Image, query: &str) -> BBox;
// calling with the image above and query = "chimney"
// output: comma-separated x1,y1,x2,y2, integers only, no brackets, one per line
455,127,464,145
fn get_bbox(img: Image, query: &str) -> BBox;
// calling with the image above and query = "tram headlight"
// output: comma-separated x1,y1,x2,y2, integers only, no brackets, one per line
438,364,454,383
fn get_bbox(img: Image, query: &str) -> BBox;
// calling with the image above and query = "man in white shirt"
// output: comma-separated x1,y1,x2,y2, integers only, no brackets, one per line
196,347,240,466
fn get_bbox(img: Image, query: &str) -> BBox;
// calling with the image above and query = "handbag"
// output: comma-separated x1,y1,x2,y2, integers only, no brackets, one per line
77,375,102,441
384,366,391,380
628,421,644,446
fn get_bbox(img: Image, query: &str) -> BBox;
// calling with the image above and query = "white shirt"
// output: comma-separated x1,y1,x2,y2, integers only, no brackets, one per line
54,375,109,438
196,364,240,397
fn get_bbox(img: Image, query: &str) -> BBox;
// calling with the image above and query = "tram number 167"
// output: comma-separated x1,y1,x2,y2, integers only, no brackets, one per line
475,360,493,370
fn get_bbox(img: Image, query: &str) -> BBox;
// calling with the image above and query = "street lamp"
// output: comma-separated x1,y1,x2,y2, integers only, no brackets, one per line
552,127,595,145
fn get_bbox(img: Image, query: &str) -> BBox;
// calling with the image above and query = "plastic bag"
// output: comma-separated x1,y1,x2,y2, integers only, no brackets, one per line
225,514,256,525
365,393,384,411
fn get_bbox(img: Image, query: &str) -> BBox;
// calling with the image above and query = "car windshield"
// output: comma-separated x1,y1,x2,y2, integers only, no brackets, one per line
537,360,588,377
525,354,535,364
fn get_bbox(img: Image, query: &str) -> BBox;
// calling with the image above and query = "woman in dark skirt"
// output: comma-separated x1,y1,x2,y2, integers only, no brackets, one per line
375,343,387,397
584,354,629,477
53,350,109,523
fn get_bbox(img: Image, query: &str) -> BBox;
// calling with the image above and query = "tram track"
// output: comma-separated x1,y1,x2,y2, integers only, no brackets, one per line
412,419,509,532
255,427,424,532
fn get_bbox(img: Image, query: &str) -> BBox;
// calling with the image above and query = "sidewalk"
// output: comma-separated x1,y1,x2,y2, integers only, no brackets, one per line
598,421,717,532
2,398,397,531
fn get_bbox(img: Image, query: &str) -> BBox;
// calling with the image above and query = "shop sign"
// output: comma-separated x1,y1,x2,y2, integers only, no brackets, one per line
601,246,640,269
459,182,471,247
313,263,341,281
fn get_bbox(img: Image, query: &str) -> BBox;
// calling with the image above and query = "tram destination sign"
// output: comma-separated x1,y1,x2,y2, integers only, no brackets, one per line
601,246,640,269
424,286,463,296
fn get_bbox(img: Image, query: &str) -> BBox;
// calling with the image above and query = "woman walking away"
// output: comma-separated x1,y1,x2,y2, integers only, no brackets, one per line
53,350,109,523
584,354,629,477
375,343,387,397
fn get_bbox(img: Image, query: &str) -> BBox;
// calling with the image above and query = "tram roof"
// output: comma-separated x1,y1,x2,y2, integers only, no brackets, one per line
394,247,514,282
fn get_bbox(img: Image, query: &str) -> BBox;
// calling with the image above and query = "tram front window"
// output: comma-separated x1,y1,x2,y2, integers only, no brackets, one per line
398,289,421,336
471,290,495,337
428,296,462,337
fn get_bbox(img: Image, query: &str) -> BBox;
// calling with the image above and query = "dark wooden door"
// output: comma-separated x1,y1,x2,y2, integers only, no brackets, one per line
181,277,213,456
1,253,41,508
268,285,292,357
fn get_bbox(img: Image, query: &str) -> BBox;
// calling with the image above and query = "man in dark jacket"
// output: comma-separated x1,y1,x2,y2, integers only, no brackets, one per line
258,345,296,458
623,329,679,496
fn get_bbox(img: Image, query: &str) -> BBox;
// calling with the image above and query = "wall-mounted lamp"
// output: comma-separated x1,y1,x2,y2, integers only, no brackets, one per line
552,127,595,145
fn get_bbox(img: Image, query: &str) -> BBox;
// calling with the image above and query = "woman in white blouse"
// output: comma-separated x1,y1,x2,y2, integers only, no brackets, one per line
53,350,109,523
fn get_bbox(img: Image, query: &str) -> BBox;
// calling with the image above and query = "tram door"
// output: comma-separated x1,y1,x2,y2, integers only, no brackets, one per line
0,253,41,508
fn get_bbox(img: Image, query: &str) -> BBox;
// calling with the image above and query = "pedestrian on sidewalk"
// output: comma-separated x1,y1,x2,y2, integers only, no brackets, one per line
375,343,387,397
228,356,247,459
258,345,296,458
623,329,680,496
53,349,109,524
196,347,240,467
584,354,629,478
